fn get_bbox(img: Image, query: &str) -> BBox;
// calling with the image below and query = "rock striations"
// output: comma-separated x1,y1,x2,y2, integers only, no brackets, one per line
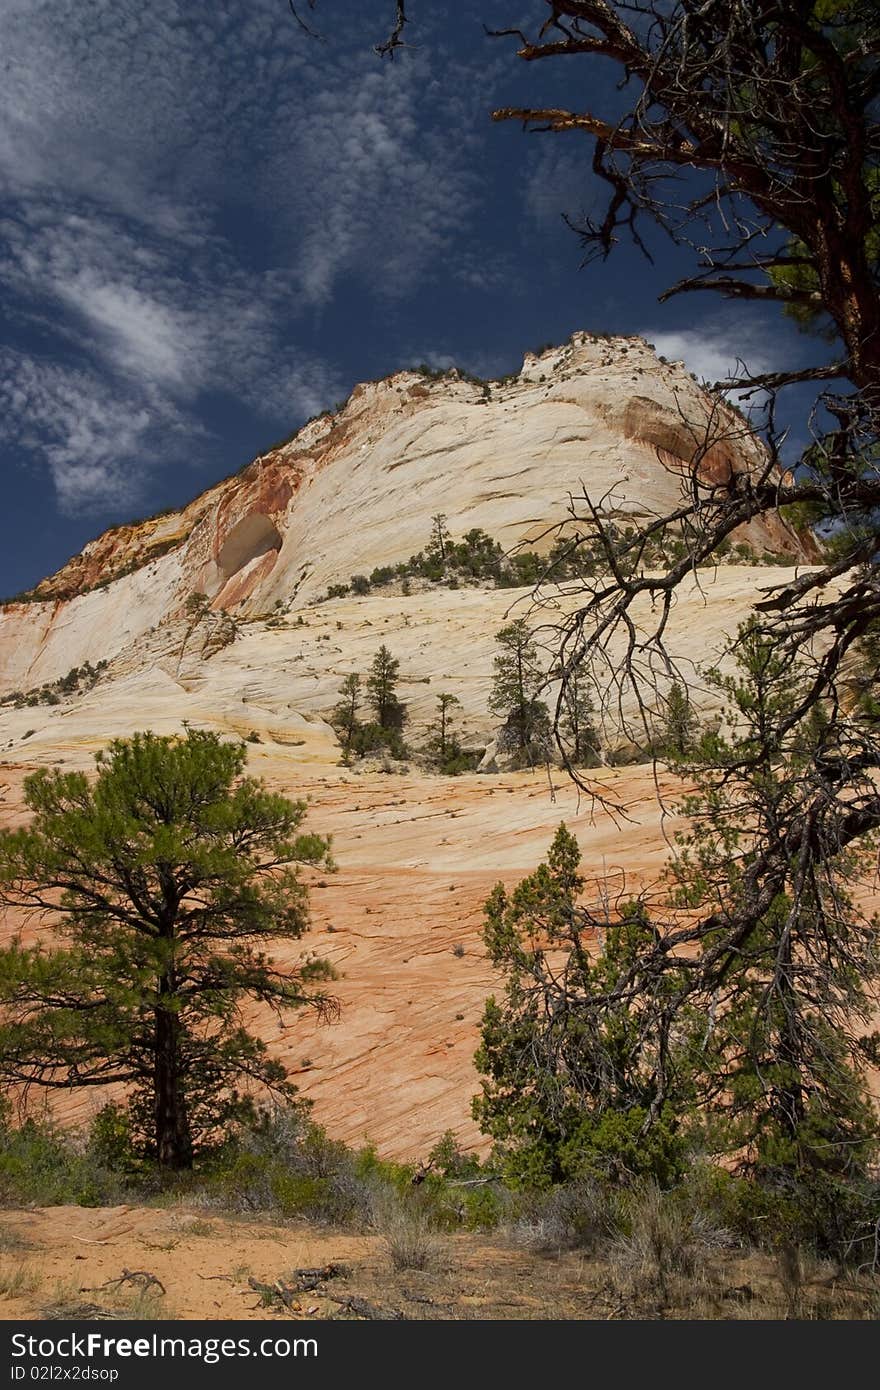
0,332,820,1158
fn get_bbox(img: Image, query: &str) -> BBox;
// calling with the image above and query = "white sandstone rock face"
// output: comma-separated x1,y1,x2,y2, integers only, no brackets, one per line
0,568,819,770
0,332,808,697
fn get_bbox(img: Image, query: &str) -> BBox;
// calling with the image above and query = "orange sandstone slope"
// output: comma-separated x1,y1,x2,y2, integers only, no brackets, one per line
0,758,685,1161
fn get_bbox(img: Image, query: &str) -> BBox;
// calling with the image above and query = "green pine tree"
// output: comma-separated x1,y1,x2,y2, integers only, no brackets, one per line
488,620,551,765
658,681,700,760
331,673,362,762
559,667,601,766
366,645,406,732
0,729,337,1170
473,824,697,1189
425,692,463,772
428,513,451,564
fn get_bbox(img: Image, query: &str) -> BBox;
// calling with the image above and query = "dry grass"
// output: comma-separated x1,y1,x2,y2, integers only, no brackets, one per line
608,1183,733,1309
172,1218,216,1238
1,1199,878,1321
0,1264,42,1299
39,1277,171,1322
0,1225,35,1255
505,1180,615,1255
372,1193,445,1272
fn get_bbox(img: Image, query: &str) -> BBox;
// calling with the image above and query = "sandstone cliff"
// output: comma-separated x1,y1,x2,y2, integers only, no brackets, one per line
0,332,807,696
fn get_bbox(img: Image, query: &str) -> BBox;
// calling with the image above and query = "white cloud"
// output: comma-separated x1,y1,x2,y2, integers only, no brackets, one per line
0,351,189,514
0,2,486,302
58,279,193,389
267,54,485,306
0,1,496,512
639,326,779,396
524,148,590,232
251,354,347,423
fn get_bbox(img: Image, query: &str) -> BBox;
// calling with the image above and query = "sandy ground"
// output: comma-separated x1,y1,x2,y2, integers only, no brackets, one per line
0,1201,627,1321
1,1202,875,1322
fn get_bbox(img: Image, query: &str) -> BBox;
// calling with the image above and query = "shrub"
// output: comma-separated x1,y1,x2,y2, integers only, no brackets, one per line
507,1179,617,1254
207,1106,376,1226
372,1190,444,1271
0,1104,123,1208
369,566,395,587
350,722,407,761
610,1182,728,1303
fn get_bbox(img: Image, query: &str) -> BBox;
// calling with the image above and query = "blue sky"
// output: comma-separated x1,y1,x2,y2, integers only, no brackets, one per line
0,0,821,598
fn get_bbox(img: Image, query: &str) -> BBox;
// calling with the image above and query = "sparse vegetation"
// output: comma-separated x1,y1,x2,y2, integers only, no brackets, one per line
2,660,109,710
373,1190,444,1271
1,1092,877,1318
319,520,792,606
0,1264,41,1300
421,693,481,775
329,648,408,763
179,593,238,661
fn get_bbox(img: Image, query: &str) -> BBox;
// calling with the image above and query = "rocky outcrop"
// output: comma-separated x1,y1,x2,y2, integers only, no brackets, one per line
0,332,810,697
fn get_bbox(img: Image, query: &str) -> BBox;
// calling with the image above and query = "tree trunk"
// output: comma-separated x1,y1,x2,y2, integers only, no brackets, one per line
771,932,805,1164
153,1000,193,1170
516,646,527,752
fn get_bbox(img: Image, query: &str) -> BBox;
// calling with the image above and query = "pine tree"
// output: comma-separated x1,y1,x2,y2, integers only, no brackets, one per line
658,681,700,760
488,620,551,765
559,667,601,766
331,673,362,762
0,729,336,1170
425,692,463,772
473,825,697,1188
366,645,406,732
429,513,451,565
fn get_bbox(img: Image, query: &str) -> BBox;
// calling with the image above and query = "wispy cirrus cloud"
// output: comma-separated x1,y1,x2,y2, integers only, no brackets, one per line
524,147,592,234
0,1,499,514
0,350,191,515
